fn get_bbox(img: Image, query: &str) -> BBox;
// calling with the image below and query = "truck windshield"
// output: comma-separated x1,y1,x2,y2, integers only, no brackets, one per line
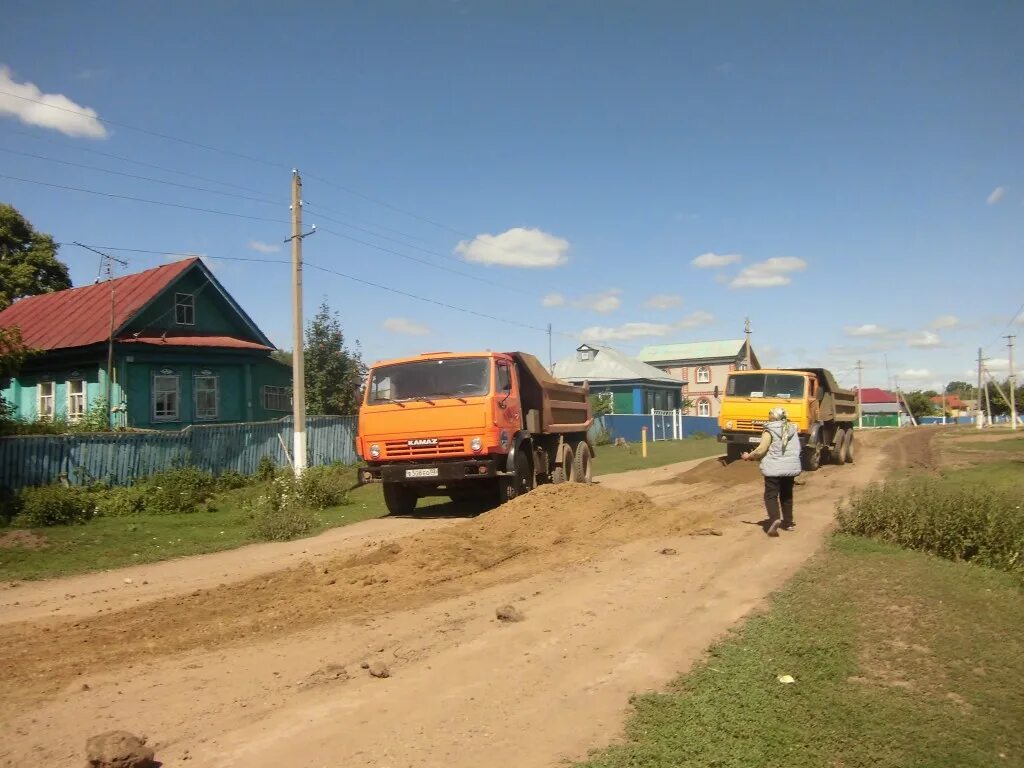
367,357,490,404
727,373,805,400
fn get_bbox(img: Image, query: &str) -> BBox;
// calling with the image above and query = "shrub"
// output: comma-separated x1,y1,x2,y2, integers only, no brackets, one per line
837,478,1024,577
15,485,95,527
246,476,318,541
593,427,612,447
256,455,276,482
0,485,22,525
93,485,147,517
216,470,248,491
136,466,217,514
297,465,351,509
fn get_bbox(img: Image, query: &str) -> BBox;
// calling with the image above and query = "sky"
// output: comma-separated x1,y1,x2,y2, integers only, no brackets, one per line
1,0,1022,393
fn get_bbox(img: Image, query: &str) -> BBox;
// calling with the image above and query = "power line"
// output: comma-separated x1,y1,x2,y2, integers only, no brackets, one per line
0,146,280,206
985,299,1024,354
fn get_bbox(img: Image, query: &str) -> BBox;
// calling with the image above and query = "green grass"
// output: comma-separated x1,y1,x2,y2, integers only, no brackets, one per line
593,438,723,476
950,436,1024,454
576,536,1024,768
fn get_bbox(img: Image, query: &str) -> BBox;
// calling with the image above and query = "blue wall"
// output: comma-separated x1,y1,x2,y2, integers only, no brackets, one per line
595,414,720,442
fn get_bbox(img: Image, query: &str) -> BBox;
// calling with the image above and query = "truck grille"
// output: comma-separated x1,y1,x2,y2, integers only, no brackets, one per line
384,437,465,458
734,419,767,431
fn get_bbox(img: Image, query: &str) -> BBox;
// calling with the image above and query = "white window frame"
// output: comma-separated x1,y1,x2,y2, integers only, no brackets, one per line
38,381,54,420
697,398,711,417
67,379,86,423
193,374,219,421
263,385,292,412
153,374,180,422
696,366,711,384
175,292,195,326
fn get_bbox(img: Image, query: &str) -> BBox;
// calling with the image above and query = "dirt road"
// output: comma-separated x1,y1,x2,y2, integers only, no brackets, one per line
0,429,927,768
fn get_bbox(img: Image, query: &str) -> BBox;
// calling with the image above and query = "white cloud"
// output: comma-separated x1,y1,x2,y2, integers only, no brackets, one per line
692,252,742,269
907,330,942,348
248,239,281,254
383,317,430,336
574,289,622,314
1014,312,1024,326
931,314,959,330
845,324,889,337
0,65,107,139
541,292,565,307
987,186,1005,205
578,311,713,341
455,227,569,268
644,293,682,310
729,257,807,288
900,368,932,381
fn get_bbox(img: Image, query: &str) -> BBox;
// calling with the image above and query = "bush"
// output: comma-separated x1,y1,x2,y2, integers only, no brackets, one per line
246,476,318,541
216,470,248,491
593,427,612,446
93,485,147,517
136,466,217,514
256,455,276,482
837,478,1024,577
297,465,351,509
0,485,22,525
15,485,95,527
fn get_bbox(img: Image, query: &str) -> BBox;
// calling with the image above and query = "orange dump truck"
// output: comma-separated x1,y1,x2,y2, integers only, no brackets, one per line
357,351,594,515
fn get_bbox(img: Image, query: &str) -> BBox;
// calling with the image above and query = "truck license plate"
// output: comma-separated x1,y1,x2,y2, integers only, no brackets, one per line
405,468,439,478
749,436,762,443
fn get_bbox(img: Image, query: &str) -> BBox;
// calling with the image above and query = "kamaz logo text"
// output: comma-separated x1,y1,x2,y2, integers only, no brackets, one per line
407,438,438,446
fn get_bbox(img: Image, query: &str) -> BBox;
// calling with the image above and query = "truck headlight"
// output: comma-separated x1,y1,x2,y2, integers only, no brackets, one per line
725,420,734,429
369,443,381,459
470,436,482,452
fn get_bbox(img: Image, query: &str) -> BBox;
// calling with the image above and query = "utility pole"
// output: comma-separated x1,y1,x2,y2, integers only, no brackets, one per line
1007,335,1018,431
743,317,752,369
977,347,984,429
856,359,863,429
74,242,126,428
983,368,993,427
287,170,316,476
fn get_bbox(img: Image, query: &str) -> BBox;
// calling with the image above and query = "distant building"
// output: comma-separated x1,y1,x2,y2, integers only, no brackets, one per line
856,387,905,427
930,393,969,417
638,339,759,418
552,344,683,414
0,258,291,429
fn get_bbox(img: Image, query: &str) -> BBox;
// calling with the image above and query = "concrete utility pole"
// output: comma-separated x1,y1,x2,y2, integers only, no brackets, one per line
289,170,308,476
1007,335,1018,431
856,359,863,429
977,347,984,429
743,317,752,369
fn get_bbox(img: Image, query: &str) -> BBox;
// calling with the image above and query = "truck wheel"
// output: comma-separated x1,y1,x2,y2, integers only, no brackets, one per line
801,444,821,472
382,482,417,516
831,429,848,465
843,429,855,463
500,450,533,503
552,445,574,484
573,442,593,483
726,444,744,463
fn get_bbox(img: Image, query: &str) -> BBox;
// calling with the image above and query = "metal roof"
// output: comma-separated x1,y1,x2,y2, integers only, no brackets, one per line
638,339,747,363
120,335,272,351
0,259,198,351
552,345,680,384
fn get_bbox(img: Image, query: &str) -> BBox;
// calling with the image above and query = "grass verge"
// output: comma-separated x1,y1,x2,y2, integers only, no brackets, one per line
593,438,722,476
576,535,1024,768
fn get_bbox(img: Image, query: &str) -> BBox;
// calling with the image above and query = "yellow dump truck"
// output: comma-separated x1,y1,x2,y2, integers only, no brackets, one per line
717,368,858,471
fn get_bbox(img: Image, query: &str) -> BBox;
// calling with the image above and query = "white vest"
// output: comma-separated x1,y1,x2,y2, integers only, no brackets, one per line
760,421,802,477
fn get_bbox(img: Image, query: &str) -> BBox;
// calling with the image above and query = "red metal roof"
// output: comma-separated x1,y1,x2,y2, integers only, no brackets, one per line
857,387,897,404
0,258,199,351
119,335,272,351
931,394,966,408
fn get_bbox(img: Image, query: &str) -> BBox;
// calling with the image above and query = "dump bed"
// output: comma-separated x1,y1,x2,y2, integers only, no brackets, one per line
511,352,593,434
793,368,858,424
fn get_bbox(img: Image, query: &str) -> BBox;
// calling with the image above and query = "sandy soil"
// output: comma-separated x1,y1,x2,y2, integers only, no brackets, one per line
0,429,929,768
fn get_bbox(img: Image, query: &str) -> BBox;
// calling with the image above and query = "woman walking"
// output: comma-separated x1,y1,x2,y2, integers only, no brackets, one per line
742,407,802,537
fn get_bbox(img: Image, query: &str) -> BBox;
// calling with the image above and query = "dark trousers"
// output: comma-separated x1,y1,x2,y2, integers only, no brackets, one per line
764,476,795,525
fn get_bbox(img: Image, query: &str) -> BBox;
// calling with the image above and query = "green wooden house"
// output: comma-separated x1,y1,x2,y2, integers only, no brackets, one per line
0,257,291,429
552,344,683,414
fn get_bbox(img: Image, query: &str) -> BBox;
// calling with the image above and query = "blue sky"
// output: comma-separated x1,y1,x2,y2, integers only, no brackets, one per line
1,1,1021,392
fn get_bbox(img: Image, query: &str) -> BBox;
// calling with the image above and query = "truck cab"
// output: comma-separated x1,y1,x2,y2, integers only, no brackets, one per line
357,351,592,514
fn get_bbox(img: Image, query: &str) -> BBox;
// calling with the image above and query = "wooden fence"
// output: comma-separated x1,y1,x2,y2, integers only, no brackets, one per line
0,416,357,491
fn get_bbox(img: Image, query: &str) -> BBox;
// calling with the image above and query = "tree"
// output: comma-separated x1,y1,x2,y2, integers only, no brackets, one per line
590,393,614,417
903,391,936,421
303,300,364,416
0,204,71,310
0,326,35,424
945,380,973,397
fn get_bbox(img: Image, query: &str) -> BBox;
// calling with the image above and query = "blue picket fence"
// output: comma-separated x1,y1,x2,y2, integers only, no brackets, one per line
0,416,357,491
595,414,720,443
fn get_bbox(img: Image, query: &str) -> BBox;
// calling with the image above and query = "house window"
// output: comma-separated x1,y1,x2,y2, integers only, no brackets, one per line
153,375,180,421
175,293,195,325
696,366,711,384
38,381,54,420
194,375,219,420
578,349,593,362
697,398,711,417
263,385,291,411
67,379,86,422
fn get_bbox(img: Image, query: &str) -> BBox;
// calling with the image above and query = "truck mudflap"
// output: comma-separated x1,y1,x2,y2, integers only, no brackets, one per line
367,458,501,484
